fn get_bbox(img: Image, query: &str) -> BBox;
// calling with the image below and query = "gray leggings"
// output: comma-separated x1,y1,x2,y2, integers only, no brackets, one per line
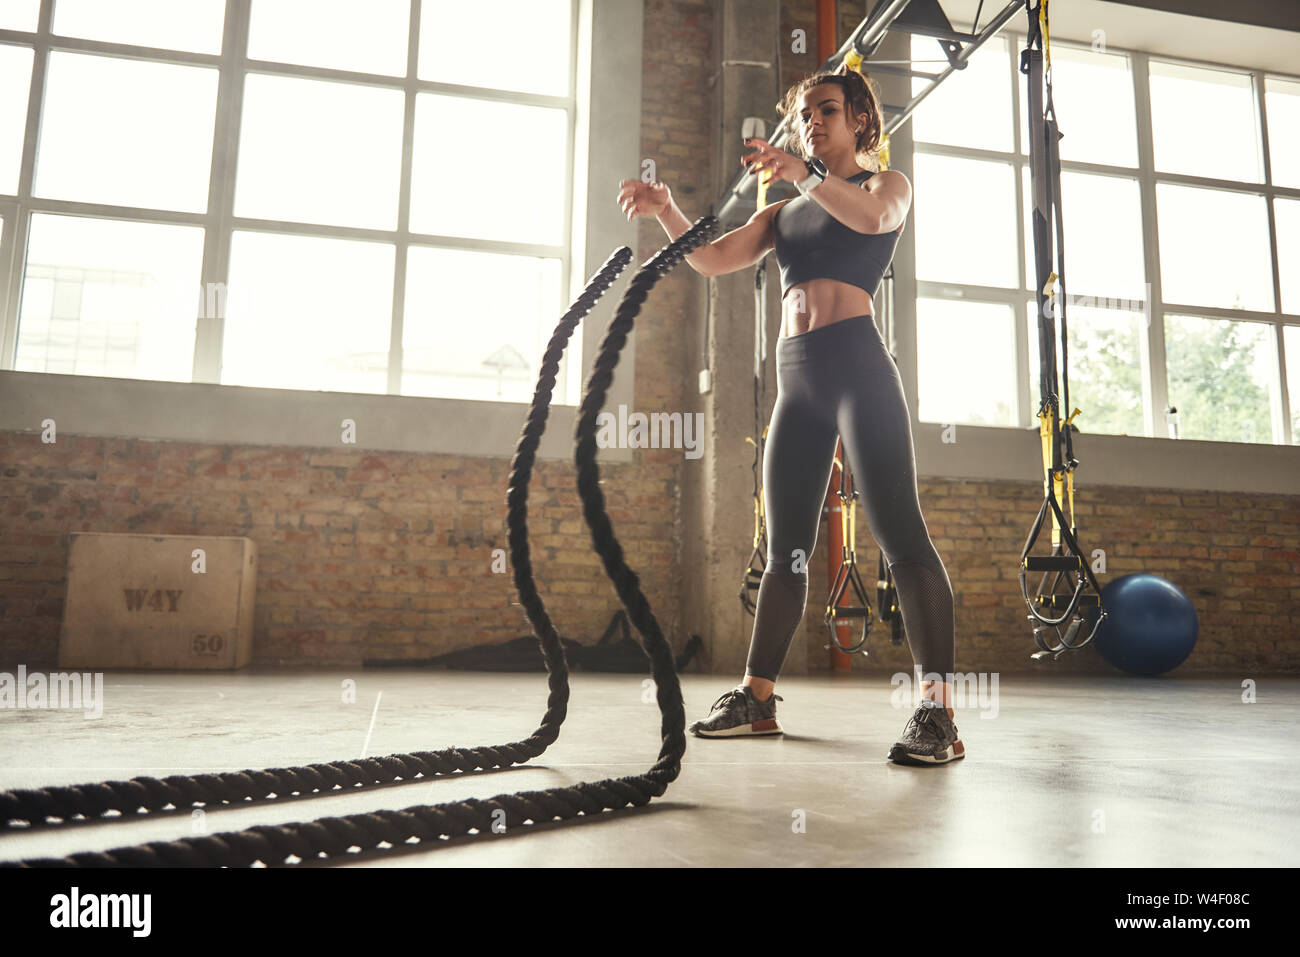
744,314,955,681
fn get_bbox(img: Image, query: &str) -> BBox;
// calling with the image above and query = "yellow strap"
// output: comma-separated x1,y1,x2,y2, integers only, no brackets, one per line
845,498,856,561
1038,404,1088,549
1038,410,1057,546
1042,270,1058,306
878,133,890,171
1041,0,1051,74
1066,468,1077,537
1051,469,1063,547
746,432,766,545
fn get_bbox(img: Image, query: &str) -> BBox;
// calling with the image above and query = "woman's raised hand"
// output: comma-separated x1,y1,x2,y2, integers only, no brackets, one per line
616,178,671,221
741,137,807,185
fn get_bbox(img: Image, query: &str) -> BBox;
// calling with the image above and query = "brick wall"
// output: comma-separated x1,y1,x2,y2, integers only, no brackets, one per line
5,429,1296,673
0,0,716,669
0,435,683,666
801,480,1300,675
2,1,1297,676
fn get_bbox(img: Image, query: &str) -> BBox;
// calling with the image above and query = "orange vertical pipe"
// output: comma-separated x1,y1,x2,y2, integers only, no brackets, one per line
817,0,838,65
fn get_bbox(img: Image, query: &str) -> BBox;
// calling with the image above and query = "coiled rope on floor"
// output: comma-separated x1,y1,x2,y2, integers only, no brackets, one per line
4,215,716,866
0,248,627,843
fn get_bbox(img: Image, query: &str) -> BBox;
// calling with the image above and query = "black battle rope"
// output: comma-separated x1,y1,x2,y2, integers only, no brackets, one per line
0,246,630,858
5,216,716,866
574,214,719,792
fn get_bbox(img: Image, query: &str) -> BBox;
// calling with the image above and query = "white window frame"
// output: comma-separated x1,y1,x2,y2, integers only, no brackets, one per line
898,30,1300,493
0,0,642,462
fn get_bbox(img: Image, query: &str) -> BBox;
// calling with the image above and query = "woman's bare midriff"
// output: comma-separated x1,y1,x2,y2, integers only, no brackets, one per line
776,214,904,337
780,277,874,338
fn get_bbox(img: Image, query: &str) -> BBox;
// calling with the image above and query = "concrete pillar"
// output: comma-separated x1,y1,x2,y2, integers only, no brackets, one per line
681,0,783,677
875,29,919,425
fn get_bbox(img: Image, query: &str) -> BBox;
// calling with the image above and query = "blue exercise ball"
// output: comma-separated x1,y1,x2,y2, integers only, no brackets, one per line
1094,573,1199,675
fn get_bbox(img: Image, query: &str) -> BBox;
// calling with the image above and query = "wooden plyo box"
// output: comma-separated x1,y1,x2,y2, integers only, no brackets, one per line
58,533,258,670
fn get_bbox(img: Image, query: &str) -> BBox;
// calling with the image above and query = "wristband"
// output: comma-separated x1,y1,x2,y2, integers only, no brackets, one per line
794,159,825,196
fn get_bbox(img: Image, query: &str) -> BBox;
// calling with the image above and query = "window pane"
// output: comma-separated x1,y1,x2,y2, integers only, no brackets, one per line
235,74,404,230
410,94,567,245
1156,184,1272,311
35,53,218,212
917,298,1017,426
1149,61,1261,183
914,153,1016,287
1022,170,1145,300
1265,77,1300,189
248,0,408,76
1166,315,1276,443
1285,325,1300,443
419,0,570,96
0,1,40,31
1276,198,1300,315
53,0,226,56
0,45,34,196
14,214,205,380
910,35,1012,152
1026,301,1146,438
402,247,563,403
1018,45,1137,167
223,231,394,393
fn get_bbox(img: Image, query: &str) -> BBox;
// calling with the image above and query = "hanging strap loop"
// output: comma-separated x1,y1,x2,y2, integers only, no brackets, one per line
824,455,874,655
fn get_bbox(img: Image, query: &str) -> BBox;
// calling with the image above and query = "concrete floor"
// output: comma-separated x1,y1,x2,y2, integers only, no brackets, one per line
0,670,1296,867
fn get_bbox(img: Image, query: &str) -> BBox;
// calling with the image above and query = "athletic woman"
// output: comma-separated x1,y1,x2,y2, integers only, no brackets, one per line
616,69,963,766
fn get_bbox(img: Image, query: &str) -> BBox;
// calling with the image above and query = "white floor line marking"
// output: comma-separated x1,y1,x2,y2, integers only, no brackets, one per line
360,691,383,759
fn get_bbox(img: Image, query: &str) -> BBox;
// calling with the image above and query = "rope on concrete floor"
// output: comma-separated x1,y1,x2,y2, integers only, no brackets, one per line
4,216,717,866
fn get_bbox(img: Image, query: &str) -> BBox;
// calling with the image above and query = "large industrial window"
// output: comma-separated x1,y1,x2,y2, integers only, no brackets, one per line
909,31,1300,446
0,0,581,406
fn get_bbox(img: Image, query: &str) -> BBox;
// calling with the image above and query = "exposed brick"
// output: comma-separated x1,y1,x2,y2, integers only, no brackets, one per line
2,3,1297,677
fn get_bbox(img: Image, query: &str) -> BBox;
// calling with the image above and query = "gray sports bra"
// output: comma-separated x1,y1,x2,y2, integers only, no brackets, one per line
772,166,902,300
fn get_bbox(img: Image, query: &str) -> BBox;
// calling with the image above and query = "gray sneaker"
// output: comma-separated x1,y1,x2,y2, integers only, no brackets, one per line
689,685,784,737
888,701,966,765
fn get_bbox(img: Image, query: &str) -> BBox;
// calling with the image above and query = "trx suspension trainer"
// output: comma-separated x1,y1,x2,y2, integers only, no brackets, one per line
1018,0,1107,659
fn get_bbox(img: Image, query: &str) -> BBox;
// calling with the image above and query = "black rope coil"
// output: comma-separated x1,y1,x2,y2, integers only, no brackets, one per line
574,215,719,790
0,247,626,859
4,215,716,866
